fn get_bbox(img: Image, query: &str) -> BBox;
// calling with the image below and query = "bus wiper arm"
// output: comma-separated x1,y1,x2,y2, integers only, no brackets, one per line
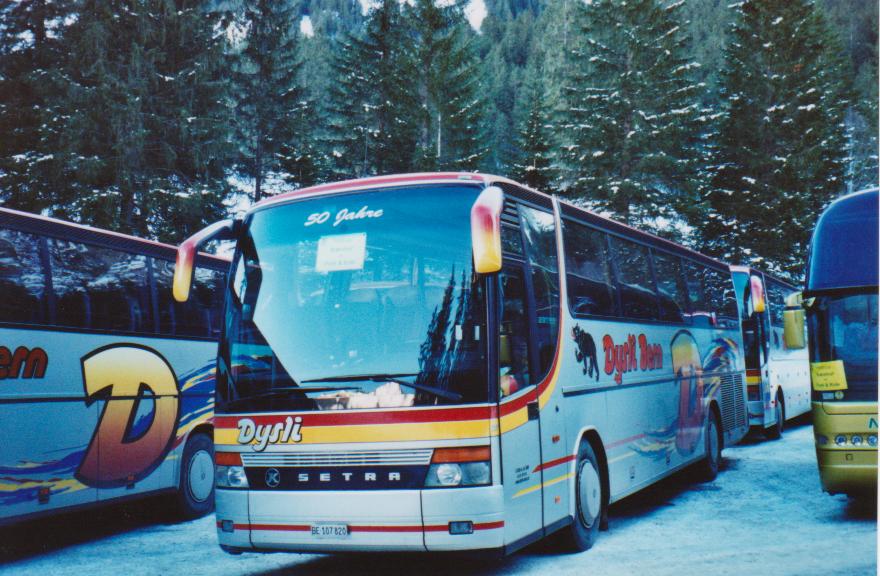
224,386,361,409
302,374,463,402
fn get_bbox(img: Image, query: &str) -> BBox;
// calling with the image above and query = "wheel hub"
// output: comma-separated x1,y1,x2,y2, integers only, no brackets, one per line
578,460,601,527
188,449,214,503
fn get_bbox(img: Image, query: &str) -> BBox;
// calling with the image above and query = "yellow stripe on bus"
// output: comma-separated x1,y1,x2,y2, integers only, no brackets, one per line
746,376,761,384
512,472,574,499
215,419,494,446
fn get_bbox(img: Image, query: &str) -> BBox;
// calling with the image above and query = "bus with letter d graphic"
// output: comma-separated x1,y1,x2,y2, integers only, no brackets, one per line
174,173,750,555
0,208,226,525
786,188,878,496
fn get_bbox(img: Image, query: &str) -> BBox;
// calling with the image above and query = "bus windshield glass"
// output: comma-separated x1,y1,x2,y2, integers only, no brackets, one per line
809,293,878,402
218,185,488,413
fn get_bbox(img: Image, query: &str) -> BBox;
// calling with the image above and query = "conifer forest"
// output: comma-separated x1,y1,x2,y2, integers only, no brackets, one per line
0,0,877,278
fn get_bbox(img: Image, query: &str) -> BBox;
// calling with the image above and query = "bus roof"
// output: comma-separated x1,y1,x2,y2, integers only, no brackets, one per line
0,206,230,268
806,188,879,293
254,172,732,271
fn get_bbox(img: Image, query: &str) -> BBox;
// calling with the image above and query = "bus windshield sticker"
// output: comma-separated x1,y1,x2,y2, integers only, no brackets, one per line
315,233,367,272
810,360,848,391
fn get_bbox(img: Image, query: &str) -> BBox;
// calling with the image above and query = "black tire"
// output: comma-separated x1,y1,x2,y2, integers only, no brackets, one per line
176,432,215,519
696,411,722,481
765,394,784,440
561,441,604,552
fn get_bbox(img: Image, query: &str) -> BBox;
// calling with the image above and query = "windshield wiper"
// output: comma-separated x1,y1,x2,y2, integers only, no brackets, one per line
302,373,463,402
223,386,361,410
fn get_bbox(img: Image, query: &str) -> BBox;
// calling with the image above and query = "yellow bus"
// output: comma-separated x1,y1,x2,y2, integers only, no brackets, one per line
787,188,878,496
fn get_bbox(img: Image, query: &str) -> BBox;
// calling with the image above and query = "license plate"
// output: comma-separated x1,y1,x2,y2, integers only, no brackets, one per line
310,523,350,538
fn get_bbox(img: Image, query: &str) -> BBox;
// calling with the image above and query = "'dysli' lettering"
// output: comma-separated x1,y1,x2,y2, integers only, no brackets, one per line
238,416,303,451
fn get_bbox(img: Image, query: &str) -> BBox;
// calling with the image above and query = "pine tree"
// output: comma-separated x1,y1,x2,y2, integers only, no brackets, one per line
47,0,233,241
511,64,553,191
0,0,72,213
705,0,850,278
407,0,487,171
551,0,706,233
231,0,312,202
324,0,419,179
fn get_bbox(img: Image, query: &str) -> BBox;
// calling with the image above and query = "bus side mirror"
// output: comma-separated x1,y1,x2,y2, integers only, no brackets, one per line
471,186,504,274
173,219,237,303
783,292,806,349
750,275,766,314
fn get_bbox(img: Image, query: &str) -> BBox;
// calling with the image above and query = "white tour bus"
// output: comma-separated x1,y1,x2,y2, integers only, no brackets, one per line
173,173,750,555
730,266,810,438
0,207,226,525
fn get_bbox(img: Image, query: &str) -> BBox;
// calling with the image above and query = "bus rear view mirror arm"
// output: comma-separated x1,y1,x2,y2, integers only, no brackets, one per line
173,219,238,303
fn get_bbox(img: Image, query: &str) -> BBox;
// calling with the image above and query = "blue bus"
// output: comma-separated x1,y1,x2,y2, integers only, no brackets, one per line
0,207,226,524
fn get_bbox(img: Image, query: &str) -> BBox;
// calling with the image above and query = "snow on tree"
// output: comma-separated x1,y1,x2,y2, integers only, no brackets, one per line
704,0,850,279
511,62,554,191
551,0,707,236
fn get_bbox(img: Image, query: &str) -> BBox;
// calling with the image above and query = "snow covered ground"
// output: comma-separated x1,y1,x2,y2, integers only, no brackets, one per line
1,418,875,576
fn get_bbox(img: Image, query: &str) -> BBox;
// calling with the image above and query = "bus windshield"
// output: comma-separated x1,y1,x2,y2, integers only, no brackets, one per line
809,292,878,402
217,185,488,413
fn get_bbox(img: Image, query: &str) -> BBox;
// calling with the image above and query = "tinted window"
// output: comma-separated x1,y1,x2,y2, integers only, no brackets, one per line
49,239,153,332
0,229,47,324
501,224,523,255
653,252,689,323
153,257,224,338
499,265,531,396
520,206,559,379
563,219,617,317
611,237,658,320
683,260,710,317
766,280,789,326
704,268,738,319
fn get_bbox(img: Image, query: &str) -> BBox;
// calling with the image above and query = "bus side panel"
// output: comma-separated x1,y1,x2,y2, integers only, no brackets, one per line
0,328,98,521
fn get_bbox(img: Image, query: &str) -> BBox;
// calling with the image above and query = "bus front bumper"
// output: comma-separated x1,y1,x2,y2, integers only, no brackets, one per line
815,448,878,495
215,485,505,553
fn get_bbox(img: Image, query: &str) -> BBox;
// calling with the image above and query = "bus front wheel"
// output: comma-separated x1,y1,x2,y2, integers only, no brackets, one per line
176,432,215,519
562,441,604,552
765,394,784,440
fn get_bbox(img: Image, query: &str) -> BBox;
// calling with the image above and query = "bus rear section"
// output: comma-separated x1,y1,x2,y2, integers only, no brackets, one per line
797,188,878,496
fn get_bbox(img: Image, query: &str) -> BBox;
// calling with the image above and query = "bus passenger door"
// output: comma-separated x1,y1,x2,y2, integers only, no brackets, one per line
497,264,544,547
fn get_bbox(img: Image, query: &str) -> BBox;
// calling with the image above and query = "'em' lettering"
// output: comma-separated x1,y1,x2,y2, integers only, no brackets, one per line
0,346,48,379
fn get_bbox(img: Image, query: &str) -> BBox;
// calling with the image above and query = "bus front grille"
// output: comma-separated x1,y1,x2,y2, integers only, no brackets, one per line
240,449,434,468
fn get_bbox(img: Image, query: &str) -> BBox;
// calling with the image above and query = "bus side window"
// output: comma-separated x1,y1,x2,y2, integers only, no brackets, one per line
152,258,178,335
562,219,618,317
48,239,91,328
653,251,689,323
519,206,560,380
610,237,659,321
193,267,226,339
0,230,48,325
499,265,531,397
704,268,738,320
766,281,787,327
683,260,710,323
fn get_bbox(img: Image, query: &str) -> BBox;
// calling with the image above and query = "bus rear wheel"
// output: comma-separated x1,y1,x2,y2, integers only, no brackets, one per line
562,441,604,552
176,432,215,519
696,412,722,481
765,394,784,440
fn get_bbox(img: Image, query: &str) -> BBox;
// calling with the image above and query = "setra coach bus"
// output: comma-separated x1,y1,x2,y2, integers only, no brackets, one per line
0,207,226,525
786,188,878,496
173,173,750,555
730,266,810,439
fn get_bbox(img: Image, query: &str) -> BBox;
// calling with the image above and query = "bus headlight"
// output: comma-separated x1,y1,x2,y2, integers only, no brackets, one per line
816,434,829,446
834,435,847,446
425,446,491,488
851,435,863,446
868,435,878,447
215,466,249,489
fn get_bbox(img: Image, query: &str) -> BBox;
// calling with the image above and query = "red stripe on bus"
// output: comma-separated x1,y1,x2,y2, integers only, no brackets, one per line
259,173,488,206
224,521,505,533
746,369,761,377
214,405,497,429
533,454,576,473
606,433,646,449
